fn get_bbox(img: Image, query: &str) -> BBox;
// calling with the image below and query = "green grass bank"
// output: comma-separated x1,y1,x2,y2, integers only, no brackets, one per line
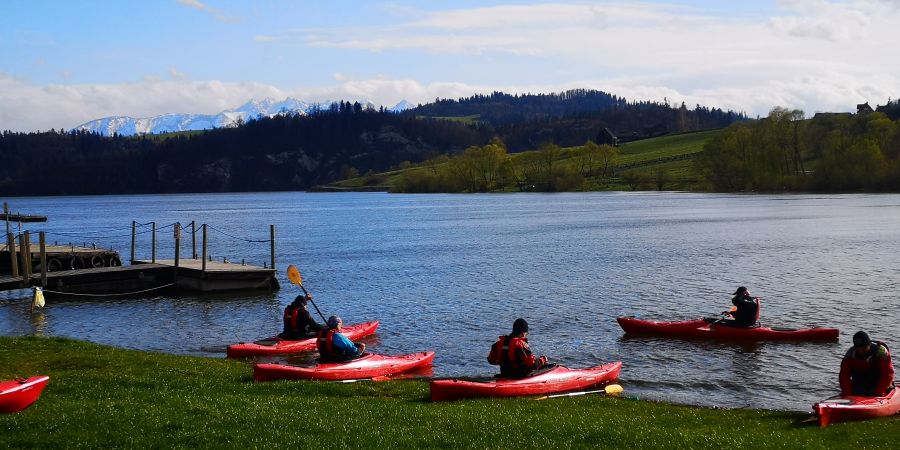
329,130,717,193
1,336,895,449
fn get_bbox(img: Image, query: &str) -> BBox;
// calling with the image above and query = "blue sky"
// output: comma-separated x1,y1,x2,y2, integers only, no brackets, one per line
2,0,899,131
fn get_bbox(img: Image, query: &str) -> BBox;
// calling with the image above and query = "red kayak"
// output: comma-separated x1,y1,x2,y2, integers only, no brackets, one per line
616,317,838,341
813,389,900,427
226,321,379,358
1,376,50,414
430,362,622,402
254,351,435,382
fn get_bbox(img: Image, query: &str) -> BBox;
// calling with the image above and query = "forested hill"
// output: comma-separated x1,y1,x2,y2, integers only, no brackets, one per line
408,89,745,150
0,108,489,196
0,91,746,196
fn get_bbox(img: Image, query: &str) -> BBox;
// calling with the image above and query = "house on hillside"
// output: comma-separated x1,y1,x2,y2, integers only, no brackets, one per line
596,128,618,147
857,102,874,115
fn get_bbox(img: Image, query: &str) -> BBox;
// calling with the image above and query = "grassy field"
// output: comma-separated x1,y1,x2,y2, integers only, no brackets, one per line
329,129,718,192
1,336,896,449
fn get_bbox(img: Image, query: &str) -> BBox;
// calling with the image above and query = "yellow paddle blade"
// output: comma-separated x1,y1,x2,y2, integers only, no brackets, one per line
604,384,624,396
33,287,45,308
286,265,303,285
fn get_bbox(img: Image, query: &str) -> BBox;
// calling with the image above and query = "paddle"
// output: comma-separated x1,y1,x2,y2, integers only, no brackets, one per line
709,308,735,325
336,375,392,383
286,265,327,323
536,383,624,400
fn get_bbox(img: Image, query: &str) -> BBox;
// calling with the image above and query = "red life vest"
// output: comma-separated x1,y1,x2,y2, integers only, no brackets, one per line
488,336,529,369
316,328,336,356
843,342,891,383
282,305,301,334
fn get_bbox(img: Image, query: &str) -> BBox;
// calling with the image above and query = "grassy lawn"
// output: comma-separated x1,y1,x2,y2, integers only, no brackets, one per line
614,130,717,162
2,337,896,448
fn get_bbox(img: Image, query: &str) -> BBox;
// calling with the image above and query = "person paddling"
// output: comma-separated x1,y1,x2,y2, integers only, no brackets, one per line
487,318,549,379
839,331,895,396
278,294,323,340
316,316,366,362
718,286,760,328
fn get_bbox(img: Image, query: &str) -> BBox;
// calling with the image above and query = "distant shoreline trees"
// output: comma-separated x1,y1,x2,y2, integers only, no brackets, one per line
696,108,900,191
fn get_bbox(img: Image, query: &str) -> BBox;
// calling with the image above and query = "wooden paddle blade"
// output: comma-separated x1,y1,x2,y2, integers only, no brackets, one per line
286,265,303,285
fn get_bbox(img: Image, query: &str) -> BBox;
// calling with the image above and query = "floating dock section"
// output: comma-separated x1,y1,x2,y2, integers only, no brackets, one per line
0,220,279,297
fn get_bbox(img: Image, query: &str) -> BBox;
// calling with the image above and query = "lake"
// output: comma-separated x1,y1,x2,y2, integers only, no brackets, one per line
2,191,898,411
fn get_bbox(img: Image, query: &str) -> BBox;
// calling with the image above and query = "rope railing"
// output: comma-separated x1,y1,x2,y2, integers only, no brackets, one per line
205,224,271,243
38,282,176,297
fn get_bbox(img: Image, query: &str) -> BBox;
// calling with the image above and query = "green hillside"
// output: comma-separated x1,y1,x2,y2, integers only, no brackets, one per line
328,129,719,192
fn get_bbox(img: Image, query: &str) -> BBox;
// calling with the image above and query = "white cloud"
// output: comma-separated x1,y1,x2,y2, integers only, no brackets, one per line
168,67,189,81
0,74,285,131
4,1,900,131
175,0,235,23
299,1,900,113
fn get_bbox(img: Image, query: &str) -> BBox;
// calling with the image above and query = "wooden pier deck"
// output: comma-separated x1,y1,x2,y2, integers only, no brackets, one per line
0,261,278,297
1,219,280,297
134,259,279,292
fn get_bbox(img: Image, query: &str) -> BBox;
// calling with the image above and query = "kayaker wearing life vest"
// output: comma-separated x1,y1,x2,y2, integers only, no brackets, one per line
839,331,895,396
317,316,366,362
279,294,323,340
488,318,549,379
720,286,760,328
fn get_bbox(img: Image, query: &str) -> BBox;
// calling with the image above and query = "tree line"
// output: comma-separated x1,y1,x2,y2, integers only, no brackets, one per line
0,90,746,196
696,108,900,191
0,107,489,196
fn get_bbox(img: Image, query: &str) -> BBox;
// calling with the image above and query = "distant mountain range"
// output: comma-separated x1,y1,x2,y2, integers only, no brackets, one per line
75,98,414,136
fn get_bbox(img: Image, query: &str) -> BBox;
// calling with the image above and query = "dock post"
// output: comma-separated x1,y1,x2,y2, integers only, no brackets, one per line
130,221,136,264
174,222,180,284
21,231,32,282
191,221,197,259
270,225,276,271
174,222,181,266
201,224,207,273
151,222,156,263
7,233,19,278
39,232,47,287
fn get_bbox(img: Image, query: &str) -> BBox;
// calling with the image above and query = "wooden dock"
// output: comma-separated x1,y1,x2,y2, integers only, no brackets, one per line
134,259,278,292
0,220,280,297
0,260,278,297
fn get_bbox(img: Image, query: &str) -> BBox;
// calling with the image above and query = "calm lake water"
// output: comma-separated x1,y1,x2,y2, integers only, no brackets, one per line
2,191,899,411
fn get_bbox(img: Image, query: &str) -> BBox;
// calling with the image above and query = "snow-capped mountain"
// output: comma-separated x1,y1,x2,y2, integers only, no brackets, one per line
390,100,415,112
74,97,385,136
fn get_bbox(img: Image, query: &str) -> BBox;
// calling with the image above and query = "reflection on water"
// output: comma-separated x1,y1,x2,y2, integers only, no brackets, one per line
2,191,900,411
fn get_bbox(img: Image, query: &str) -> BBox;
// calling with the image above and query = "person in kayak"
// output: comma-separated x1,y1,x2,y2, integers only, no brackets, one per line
839,331,895,396
317,316,366,362
718,286,760,327
487,318,549,379
278,294,323,340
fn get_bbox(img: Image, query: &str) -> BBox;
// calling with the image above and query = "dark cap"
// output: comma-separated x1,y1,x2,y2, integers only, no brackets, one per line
733,286,747,296
512,318,529,335
853,331,871,347
293,295,308,305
